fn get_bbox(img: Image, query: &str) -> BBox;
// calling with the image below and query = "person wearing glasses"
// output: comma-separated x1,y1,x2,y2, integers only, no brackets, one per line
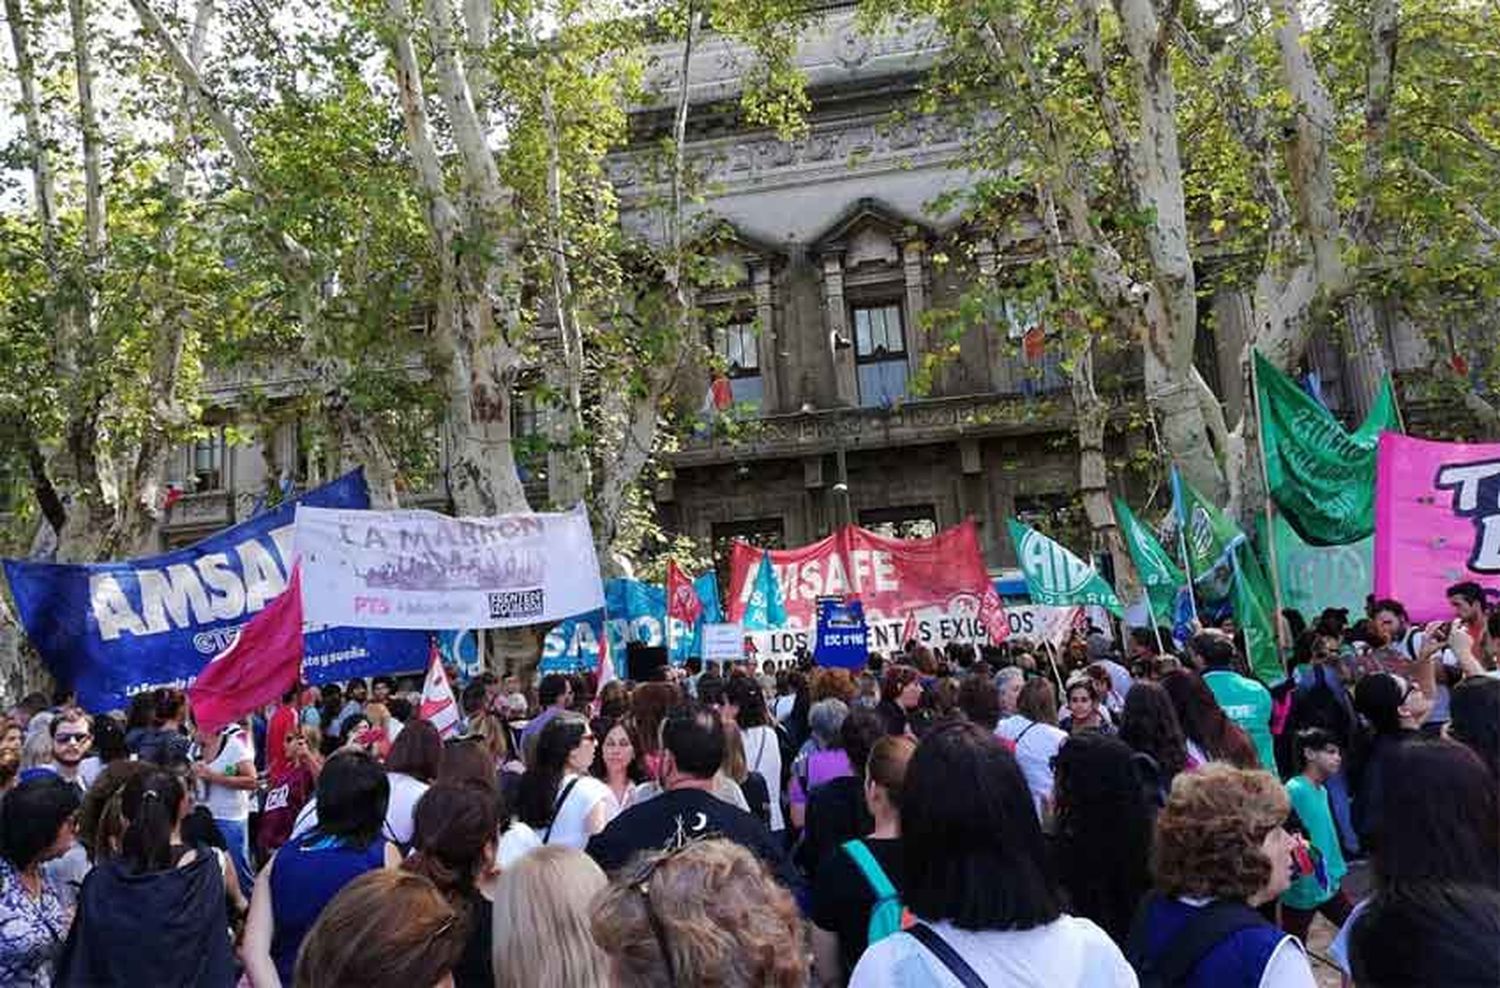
1351,669,1433,853
592,838,805,987
48,709,93,792
585,704,802,896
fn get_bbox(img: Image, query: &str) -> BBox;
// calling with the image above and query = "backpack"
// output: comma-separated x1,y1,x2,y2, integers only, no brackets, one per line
1126,893,1268,988
842,839,910,945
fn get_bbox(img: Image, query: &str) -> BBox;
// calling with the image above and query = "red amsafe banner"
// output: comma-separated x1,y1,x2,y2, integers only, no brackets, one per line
726,520,1006,654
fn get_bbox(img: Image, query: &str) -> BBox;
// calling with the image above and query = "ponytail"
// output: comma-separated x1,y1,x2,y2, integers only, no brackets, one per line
120,770,185,874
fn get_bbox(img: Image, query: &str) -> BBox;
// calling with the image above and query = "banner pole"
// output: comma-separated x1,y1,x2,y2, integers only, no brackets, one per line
1249,352,1290,653
1169,467,1200,626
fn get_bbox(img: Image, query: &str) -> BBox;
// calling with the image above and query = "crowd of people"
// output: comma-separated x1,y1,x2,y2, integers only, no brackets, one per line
0,582,1496,987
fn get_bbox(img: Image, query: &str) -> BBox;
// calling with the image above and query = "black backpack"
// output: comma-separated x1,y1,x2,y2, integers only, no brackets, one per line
1126,893,1268,988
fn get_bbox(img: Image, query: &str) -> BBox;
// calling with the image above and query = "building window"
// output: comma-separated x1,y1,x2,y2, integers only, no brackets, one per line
859,505,937,540
851,301,908,407
513,389,544,483
1013,493,1088,558
192,430,225,491
711,517,785,590
712,318,762,411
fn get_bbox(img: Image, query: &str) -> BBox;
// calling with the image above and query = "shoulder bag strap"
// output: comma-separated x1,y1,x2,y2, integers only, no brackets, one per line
543,777,582,844
1014,721,1040,746
907,923,989,988
1153,900,1268,985
753,729,768,773
842,839,896,900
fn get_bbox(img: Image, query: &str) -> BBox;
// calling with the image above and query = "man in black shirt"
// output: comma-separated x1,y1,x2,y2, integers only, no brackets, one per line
586,704,803,897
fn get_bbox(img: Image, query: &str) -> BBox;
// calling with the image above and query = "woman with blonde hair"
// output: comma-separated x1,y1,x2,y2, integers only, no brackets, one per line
294,870,465,988
592,838,808,988
491,845,610,988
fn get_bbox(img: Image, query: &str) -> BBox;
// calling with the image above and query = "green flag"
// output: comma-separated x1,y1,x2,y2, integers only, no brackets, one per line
1254,350,1400,546
1113,498,1187,626
1171,470,1281,684
1007,518,1124,617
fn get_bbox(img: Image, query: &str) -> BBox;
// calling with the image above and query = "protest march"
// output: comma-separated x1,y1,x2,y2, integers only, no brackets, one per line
0,343,1495,988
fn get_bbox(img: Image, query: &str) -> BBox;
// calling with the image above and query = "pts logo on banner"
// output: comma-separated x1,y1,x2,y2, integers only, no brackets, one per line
1435,458,1500,572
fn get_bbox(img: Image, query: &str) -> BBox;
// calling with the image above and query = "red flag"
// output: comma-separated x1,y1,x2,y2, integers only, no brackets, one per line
978,586,1011,645
591,627,615,717
189,565,304,734
665,560,703,627
901,609,919,648
420,643,461,739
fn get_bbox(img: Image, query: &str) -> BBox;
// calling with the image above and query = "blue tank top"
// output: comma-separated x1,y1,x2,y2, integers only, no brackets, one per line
268,831,387,983
1140,896,1288,988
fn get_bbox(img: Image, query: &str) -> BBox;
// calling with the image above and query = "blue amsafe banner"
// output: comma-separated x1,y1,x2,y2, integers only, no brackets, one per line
4,470,429,712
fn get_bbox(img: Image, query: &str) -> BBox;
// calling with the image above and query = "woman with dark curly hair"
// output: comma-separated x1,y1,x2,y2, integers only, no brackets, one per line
1126,764,1314,987
592,838,808,987
876,665,922,737
1160,670,1259,769
1118,681,1189,799
1051,733,1154,946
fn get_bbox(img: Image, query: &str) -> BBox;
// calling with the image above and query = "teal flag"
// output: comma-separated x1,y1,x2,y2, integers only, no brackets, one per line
1258,512,1373,621
1254,350,1400,546
1007,518,1124,617
1172,469,1281,684
1114,498,1188,626
743,550,787,631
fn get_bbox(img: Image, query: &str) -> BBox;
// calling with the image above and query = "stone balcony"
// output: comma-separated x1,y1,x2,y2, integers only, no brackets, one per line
669,390,1078,468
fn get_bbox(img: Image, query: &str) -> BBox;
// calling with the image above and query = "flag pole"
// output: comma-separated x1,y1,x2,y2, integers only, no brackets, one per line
1248,352,1290,653
1169,466,1201,626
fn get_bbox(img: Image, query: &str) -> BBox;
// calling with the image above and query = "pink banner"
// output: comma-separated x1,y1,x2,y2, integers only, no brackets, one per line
1374,432,1500,622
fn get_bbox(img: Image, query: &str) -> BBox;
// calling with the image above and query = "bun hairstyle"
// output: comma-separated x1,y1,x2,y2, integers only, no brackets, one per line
120,769,186,874
404,784,498,939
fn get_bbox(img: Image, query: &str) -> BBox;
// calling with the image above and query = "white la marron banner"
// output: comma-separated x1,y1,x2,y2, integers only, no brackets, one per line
294,504,605,630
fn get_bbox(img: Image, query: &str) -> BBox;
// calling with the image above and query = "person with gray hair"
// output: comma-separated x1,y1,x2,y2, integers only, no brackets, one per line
995,667,1027,720
789,699,851,830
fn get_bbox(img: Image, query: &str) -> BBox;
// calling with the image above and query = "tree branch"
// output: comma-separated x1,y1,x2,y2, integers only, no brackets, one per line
1077,0,1137,185
1348,0,1398,240
1406,160,1500,242
4,0,59,261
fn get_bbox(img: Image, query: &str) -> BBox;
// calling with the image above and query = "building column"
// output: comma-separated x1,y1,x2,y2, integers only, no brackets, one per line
822,252,858,406
902,239,928,384
974,237,1008,393
752,262,781,414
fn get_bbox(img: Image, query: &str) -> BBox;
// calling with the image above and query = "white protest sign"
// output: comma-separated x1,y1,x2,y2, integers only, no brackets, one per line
701,622,745,662
295,504,605,630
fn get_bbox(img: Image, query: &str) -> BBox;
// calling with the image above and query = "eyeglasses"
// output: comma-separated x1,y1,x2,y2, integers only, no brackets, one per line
630,842,697,988
55,732,90,744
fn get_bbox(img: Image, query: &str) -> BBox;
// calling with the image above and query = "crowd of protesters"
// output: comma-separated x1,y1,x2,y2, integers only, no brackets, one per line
0,581,1496,987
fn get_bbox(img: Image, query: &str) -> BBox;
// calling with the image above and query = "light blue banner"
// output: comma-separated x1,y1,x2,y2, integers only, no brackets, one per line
540,574,722,674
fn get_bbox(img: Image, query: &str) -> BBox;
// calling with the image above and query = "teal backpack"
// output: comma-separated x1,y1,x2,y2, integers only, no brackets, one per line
842,839,911,944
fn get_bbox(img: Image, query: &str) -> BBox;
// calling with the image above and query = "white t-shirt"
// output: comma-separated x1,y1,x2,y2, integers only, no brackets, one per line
289,771,430,847
203,727,253,821
543,773,614,850
996,715,1068,817
384,772,429,846
849,916,1137,988
772,694,796,724
742,724,785,832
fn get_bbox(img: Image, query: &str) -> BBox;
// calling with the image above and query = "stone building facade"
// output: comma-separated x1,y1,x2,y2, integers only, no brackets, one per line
146,5,1431,579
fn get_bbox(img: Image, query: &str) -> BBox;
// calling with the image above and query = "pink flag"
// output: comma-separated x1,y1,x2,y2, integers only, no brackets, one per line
1375,432,1500,622
420,644,461,738
666,560,703,627
189,566,304,734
